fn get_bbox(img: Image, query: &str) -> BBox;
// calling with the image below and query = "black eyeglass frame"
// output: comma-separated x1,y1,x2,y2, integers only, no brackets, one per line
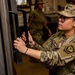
58,15,75,23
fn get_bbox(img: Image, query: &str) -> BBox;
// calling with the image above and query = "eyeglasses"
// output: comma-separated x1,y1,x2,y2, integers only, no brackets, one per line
58,15,72,23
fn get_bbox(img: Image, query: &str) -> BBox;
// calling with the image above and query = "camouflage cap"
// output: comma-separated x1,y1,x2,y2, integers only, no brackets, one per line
58,4,75,17
35,0,44,4
37,2,44,4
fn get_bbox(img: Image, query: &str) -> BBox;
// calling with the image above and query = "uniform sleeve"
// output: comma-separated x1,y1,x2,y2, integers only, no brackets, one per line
31,34,55,51
31,42,49,51
43,12,47,21
40,43,75,66
29,11,35,18
39,32,66,66
40,50,66,66
31,31,62,50
28,11,35,23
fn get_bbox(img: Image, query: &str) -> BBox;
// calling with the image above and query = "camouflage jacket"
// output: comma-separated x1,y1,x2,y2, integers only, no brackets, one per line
29,9,47,32
31,31,75,75
28,9,48,45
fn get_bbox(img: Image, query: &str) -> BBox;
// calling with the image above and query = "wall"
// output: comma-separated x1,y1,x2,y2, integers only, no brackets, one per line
57,0,67,7
43,0,67,11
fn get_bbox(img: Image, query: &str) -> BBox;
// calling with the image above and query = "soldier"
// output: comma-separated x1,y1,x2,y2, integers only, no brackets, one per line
28,0,52,45
14,4,75,75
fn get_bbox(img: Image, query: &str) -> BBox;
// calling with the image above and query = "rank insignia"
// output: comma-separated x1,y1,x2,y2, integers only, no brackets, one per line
64,45,75,54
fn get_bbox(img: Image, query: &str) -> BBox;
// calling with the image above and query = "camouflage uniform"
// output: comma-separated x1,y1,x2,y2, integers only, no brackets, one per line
31,31,75,75
29,4,75,75
29,9,48,45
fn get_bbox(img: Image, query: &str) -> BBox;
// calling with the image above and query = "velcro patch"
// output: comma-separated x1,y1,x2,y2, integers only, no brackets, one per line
64,45,75,54
57,43,75,59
